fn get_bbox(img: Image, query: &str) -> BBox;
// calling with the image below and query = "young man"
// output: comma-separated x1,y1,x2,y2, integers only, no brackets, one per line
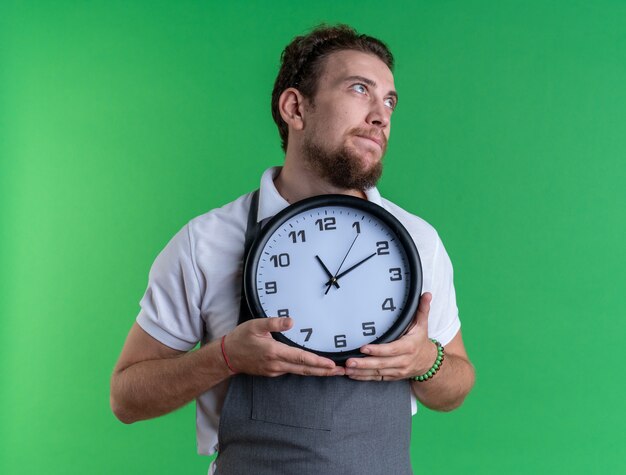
111,25,475,474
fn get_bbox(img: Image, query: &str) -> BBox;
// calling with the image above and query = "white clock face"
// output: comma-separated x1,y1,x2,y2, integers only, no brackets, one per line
249,200,419,356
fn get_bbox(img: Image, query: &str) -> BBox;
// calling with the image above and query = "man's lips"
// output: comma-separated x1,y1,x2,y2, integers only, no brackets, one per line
355,135,384,149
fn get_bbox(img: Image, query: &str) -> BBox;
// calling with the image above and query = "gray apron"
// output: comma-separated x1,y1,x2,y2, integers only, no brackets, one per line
215,191,413,475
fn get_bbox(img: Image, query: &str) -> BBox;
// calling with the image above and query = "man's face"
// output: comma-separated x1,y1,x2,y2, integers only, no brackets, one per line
301,50,397,190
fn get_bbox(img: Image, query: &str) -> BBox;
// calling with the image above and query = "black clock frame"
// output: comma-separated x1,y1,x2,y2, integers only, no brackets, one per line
243,194,423,364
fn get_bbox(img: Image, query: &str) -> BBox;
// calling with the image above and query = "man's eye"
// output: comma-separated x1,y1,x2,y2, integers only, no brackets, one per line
384,98,396,110
351,84,367,94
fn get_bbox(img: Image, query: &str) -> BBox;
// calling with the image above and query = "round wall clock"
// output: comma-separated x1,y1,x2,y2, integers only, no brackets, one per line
244,194,422,364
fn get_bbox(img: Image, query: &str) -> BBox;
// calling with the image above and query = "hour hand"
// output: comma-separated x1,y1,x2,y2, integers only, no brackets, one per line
315,255,340,288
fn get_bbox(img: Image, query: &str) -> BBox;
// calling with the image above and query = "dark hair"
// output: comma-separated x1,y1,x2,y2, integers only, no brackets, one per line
271,24,394,152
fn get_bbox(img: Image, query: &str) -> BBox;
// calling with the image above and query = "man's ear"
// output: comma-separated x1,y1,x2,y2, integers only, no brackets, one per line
278,88,307,131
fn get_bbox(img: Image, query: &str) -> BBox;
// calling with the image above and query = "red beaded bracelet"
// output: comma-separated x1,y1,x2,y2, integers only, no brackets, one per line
220,335,238,374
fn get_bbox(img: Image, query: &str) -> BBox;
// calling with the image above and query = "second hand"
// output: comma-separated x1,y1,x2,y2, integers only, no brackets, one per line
325,233,359,295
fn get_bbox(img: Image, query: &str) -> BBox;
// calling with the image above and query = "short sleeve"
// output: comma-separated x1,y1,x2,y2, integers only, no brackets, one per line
427,236,461,346
136,224,203,351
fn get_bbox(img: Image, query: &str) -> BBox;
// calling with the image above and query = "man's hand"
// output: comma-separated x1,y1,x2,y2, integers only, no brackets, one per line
225,317,346,377
344,291,475,411
344,292,436,381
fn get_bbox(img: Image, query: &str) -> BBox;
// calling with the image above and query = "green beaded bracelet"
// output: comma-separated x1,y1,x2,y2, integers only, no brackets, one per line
411,339,444,382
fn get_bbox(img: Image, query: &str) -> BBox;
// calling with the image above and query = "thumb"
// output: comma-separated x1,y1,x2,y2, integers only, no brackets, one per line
414,292,432,330
255,316,293,334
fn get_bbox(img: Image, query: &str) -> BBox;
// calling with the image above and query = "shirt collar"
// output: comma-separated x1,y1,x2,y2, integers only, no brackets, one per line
257,166,383,223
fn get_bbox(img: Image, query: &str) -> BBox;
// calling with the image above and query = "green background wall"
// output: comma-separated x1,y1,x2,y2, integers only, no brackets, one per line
1,1,624,473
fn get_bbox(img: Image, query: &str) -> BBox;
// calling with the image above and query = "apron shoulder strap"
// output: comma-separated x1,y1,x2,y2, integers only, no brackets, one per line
238,189,260,324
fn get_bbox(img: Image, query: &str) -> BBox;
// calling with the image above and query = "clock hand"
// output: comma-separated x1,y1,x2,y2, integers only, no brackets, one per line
324,252,377,285
315,255,340,288
325,234,359,295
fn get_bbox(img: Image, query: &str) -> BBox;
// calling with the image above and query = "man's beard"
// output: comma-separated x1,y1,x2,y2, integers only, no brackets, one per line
302,129,384,191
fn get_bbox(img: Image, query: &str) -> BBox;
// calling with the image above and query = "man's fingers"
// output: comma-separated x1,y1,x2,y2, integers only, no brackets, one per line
345,366,405,381
360,337,413,358
242,318,343,376
344,355,411,381
346,355,405,371
280,362,346,377
266,346,342,376
276,345,337,369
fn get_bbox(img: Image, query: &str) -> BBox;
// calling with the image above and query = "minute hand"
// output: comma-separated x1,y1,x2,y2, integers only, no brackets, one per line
325,252,377,285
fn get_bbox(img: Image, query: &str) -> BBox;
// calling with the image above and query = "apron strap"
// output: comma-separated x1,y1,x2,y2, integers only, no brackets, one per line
238,189,260,325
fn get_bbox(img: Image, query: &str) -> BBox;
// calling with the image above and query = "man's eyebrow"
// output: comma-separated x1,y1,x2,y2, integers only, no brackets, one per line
343,75,398,101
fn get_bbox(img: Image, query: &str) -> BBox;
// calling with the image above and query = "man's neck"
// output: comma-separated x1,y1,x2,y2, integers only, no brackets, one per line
274,160,366,204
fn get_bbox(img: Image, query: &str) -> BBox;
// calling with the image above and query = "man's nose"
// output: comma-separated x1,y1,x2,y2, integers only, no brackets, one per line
366,100,390,128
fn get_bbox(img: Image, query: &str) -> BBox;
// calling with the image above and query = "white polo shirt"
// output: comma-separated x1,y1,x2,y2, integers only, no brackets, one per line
136,166,461,456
